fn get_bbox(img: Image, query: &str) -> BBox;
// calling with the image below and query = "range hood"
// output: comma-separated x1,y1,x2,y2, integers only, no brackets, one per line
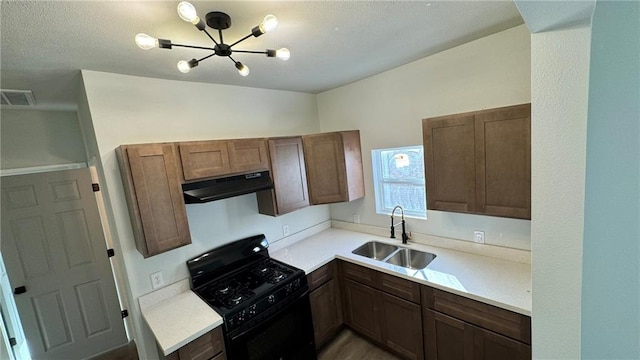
182,170,274,204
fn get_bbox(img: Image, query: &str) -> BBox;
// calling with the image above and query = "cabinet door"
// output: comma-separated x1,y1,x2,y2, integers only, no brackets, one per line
263,137,309,215
380,292,424,360
343,278,382,343
179,141,230,181
309,279,343,349
423,309,473,360
228,139,269,174
303,132,348,204
423,114,476,213
124,144,191,257
177,328,224,360
474,104,531,219
473,326,531,360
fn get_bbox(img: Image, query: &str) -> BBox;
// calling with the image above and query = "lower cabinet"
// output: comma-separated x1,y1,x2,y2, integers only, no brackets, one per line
161,327,225,360
422,286,531,360
341,262,424,360
307,261,343,349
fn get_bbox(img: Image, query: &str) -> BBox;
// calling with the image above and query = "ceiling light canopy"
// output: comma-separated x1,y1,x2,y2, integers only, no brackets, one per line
135,1,290,77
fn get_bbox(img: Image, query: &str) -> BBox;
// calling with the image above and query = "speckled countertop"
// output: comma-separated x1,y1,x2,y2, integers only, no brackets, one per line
270,228,532,316
141,226,531,356
139,279,223,355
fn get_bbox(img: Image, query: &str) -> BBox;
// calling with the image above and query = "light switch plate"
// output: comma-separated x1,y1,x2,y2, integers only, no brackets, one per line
353,214,360,224
474,231,485,244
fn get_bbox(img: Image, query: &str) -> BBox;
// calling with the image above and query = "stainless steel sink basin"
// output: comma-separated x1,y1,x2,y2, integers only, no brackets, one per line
352,241,398,260
384,248,437,269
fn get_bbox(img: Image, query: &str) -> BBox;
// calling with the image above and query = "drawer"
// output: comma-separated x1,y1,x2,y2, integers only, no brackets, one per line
173,327,224,360
307,261,334,292
341,261,377,287
422,287,531,344
379,272,421,304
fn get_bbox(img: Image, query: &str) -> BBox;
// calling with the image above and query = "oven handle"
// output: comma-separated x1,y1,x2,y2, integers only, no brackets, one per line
227,287,310,340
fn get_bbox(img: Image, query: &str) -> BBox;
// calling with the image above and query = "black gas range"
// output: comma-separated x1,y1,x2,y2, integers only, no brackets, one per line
187,234,316,360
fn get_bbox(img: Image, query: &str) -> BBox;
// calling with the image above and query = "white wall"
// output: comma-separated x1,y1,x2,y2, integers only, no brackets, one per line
530,27,592,359
0,109,86,169
80,70,327,360
317,25,532,250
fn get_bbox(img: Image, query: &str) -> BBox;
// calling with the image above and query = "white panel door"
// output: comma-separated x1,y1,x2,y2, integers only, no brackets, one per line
0,169,127,360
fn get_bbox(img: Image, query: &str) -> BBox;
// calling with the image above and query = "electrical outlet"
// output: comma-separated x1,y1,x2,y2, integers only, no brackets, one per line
474,231,485,244
353,214,360,224
150,271,164,290
282,225,290,237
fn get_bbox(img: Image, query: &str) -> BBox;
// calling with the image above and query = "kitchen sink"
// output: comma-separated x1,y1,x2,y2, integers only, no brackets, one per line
351,241,436,270
352,241,398,260
384,248,437,270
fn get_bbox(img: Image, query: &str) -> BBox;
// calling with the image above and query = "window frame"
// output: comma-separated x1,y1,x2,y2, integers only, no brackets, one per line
371,145,427,219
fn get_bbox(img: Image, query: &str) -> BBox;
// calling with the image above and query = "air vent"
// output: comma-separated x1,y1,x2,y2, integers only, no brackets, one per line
0,90,36,107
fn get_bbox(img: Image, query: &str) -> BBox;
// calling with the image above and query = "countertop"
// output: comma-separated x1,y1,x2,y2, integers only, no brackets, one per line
270,228,531,315
139,280,223,355
140,226,531,356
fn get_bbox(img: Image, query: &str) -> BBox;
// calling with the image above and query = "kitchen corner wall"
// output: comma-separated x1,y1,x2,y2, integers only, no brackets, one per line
79,71,327,360
316,24,532,251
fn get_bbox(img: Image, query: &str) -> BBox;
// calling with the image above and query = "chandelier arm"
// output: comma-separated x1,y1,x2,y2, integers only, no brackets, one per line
228,33,253,48
202,29,220,46
172,43,217,51
228,55,240,65
232,50,268,55
196,53,217,63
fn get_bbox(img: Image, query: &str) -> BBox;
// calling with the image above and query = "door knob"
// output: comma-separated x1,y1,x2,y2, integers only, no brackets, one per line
13,286,26,295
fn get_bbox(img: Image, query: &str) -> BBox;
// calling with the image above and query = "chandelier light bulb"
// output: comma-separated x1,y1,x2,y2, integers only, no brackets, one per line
275,48,290,61
235,62,250,77
135,33,158,50
177,60,191,73
259,14,278,33
177,2,198,22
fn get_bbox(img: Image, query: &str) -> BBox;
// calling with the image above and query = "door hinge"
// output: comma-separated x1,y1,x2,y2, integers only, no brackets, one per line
9,337,16,347
13,286,26,295
92,183,100,192
107,248,115,257
121,310,129,319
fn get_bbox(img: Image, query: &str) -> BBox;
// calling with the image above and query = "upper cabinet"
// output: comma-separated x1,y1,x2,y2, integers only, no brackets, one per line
423,104,531,219
303,130,365,205
178,139,269,182
257,137,309,216
116,143,191,258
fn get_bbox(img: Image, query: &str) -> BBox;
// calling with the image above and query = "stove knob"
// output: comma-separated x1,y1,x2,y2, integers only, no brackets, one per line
238,310,246,322
268,294,276,304
249,305,257,316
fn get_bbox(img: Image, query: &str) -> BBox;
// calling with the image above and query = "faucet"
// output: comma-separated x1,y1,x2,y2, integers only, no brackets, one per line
390,205,409,244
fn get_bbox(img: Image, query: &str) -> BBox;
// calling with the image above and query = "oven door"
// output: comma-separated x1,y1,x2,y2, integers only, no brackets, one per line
225,290,317,360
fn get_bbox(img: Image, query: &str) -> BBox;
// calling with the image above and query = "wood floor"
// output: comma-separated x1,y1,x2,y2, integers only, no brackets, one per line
318,328,402,360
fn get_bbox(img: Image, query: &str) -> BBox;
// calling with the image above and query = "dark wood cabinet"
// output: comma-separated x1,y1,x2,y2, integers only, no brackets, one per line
303,130,365,205
307,262,343,349
343,278,383,343
257,137,309,216
178,138,268,182
116,143,191,258
161,327,225,360
227,138,270,174
380,292,424,360
340,261,423,360
422,286,531,360
178,140,231,181
422,103,531,219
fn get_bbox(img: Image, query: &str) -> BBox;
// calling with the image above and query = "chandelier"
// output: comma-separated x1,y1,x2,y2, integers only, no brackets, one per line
135,2,290,77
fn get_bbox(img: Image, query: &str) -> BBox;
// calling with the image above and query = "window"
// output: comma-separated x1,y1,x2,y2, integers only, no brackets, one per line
372,146,426,219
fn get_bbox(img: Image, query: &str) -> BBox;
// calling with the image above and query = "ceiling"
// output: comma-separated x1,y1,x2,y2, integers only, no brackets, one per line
0,1,524,110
